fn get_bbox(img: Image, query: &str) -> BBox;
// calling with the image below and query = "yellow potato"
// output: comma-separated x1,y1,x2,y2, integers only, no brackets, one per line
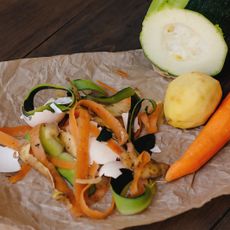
164,72,222,129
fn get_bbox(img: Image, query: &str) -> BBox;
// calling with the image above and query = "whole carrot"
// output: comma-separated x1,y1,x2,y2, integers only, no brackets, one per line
165,93,230,182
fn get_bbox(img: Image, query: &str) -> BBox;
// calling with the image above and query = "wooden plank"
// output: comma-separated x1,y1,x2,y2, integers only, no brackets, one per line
26,0,151,57
0,0,95,61
125,195,230,230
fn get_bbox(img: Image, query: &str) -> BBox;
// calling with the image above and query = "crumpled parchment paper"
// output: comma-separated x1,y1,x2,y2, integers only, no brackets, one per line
0,50,229,230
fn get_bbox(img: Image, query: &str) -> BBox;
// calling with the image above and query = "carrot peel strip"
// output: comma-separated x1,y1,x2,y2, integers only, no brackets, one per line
114,69,129,78
73,108,90,216
90,123,123,156
78,99,128,145
147,103,163,133
29,125,47,163
107,139,123,155
0,131,21,150
130,151,151,197
8,163,31,184
138,112,150,132
80,183,115,219
0,125,31,137
89,162,99,178
138,103,163,134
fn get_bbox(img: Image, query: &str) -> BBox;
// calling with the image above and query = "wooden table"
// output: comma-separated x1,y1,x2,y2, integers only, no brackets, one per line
0,1,229,229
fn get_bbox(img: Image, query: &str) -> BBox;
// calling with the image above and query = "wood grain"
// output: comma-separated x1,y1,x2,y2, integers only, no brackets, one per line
213,208,230,230
26,0,152,57
0,0,95,60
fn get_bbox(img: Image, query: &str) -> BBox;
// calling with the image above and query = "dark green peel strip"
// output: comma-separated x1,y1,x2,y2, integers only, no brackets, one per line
71,79,107,96
22,84,75,116
85,87,136,104
127,94,141,141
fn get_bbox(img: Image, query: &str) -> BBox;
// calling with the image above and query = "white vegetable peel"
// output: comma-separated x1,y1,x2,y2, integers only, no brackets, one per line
0,146,21,173
99,161,126,178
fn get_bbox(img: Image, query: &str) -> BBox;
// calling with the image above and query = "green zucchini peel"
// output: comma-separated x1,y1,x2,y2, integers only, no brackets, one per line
112,181,157,215
71,79,107,96
22,84,76,116
85,87,136,104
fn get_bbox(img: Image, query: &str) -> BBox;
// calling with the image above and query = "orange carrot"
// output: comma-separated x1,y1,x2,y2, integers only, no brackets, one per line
80,183,115,219
8,163,31,184
76,121,114,217
130,151,151,197
0,125,31,137
86,164,111,206
147,102,163,133
89,123,123,156
89,122,101,137
73,108,90,216
68,105,84,216
77,99,128,145
138,103,163,134
138,112,149,131
107,139,123,155
0,131,21,150
88,162,99,178
165,93,230,182
48,156,75,169
96,80,117,93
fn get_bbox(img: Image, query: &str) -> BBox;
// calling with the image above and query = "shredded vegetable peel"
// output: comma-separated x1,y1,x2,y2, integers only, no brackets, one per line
0,79,168,218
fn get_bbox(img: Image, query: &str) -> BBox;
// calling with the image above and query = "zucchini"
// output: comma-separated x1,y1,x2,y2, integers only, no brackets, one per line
140,0,228,76
40,123,64,156
186,0,230,47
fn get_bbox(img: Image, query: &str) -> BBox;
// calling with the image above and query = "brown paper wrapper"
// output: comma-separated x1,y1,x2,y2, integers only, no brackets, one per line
0,50,229,229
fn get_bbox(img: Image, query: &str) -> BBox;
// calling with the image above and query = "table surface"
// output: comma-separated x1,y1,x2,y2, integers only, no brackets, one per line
0,1,229,229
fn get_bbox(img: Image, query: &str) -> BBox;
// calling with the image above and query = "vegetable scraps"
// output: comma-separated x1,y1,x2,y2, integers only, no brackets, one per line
0,78,167,218
165,92,230,182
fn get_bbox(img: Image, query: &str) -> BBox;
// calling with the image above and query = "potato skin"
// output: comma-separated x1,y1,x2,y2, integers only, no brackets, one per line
164,72,222,129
